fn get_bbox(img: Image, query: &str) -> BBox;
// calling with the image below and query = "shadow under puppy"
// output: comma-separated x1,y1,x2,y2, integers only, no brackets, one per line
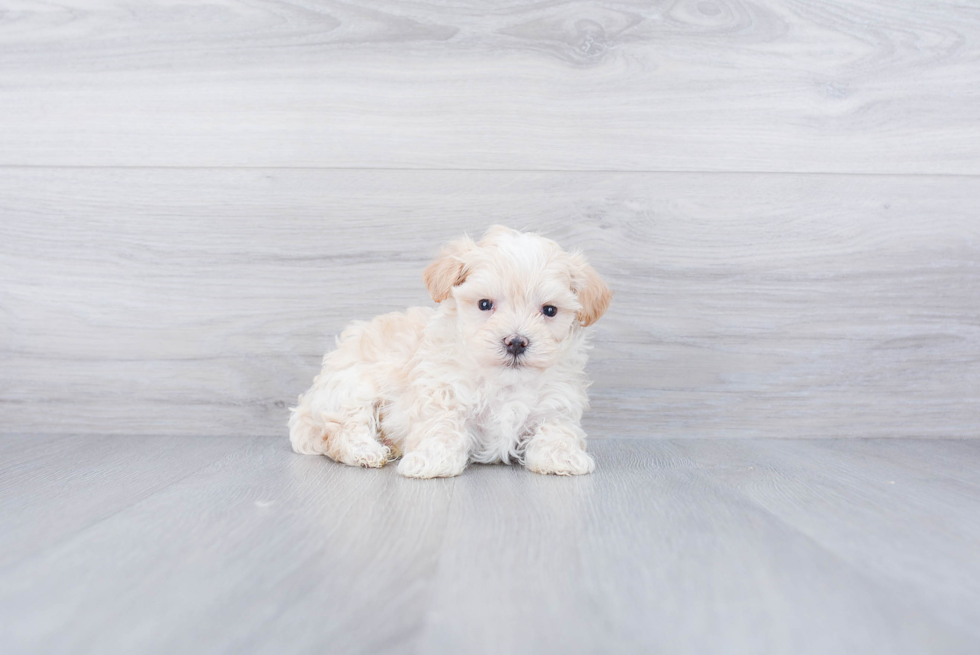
289,225,611,478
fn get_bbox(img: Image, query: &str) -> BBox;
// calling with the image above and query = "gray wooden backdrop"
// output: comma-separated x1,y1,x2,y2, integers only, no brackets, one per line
1,0,978,439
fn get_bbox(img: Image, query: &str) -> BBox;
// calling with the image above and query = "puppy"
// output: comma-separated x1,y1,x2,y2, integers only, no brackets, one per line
288,226,611,478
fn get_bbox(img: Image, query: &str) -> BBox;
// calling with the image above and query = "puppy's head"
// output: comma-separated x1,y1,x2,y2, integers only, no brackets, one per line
424,226,611,370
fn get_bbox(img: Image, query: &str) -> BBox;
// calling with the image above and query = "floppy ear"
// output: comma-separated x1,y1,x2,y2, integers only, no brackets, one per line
423,236,477,303
570,253,612,327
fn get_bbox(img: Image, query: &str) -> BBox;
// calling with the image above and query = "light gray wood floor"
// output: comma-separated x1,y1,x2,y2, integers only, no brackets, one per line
2,436,978,655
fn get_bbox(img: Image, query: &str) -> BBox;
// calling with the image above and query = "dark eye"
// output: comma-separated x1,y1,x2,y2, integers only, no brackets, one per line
479,299,493,311
542,305,557,317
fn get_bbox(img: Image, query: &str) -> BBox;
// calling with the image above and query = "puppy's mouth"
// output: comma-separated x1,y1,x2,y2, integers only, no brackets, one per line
499,350,527,369
505,355,525,369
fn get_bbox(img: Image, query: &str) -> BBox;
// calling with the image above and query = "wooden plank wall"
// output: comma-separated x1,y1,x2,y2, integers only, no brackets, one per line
1,1,978,438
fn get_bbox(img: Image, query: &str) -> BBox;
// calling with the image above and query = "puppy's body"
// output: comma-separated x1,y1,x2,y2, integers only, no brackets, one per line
289,227,610,478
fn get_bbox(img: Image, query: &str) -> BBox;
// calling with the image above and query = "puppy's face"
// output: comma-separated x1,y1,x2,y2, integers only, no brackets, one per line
424,226,611,370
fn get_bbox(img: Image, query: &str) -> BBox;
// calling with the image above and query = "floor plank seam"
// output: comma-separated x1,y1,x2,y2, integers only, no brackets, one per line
695,464,977,638
0,436,260,576
1,164,979,179
408,474,458,654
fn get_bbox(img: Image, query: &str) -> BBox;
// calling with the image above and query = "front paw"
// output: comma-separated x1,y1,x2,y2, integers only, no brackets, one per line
340,441,392,469
397,448,467,479
525,439,595,476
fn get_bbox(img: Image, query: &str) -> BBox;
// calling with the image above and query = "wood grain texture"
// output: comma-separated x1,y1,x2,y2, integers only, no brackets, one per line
0,434,241,569
2,168,978,438
1,437,978,654
419,439,979,654
666,438,980,638
0,436,456,655
1,0,979,172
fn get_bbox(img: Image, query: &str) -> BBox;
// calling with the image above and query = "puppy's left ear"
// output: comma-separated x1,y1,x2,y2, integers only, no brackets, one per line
571,254,612,327
423,236,477,303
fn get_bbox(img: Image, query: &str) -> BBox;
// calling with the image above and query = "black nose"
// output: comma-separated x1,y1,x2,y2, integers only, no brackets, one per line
504,335,529,356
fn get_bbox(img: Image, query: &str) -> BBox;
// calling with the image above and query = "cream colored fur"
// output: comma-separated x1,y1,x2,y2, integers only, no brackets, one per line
289,226,611,478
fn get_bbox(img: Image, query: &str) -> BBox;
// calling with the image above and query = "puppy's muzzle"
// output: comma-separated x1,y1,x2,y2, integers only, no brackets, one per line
504,334,529,356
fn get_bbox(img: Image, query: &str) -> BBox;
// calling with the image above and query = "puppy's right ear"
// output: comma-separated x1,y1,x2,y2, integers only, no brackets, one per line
423,236,477,303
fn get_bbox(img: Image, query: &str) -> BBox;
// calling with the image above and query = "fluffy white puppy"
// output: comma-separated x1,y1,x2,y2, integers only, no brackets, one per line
288,226,611,478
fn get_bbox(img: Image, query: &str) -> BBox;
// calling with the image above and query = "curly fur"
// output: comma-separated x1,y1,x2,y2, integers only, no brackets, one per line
289,226,611,478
